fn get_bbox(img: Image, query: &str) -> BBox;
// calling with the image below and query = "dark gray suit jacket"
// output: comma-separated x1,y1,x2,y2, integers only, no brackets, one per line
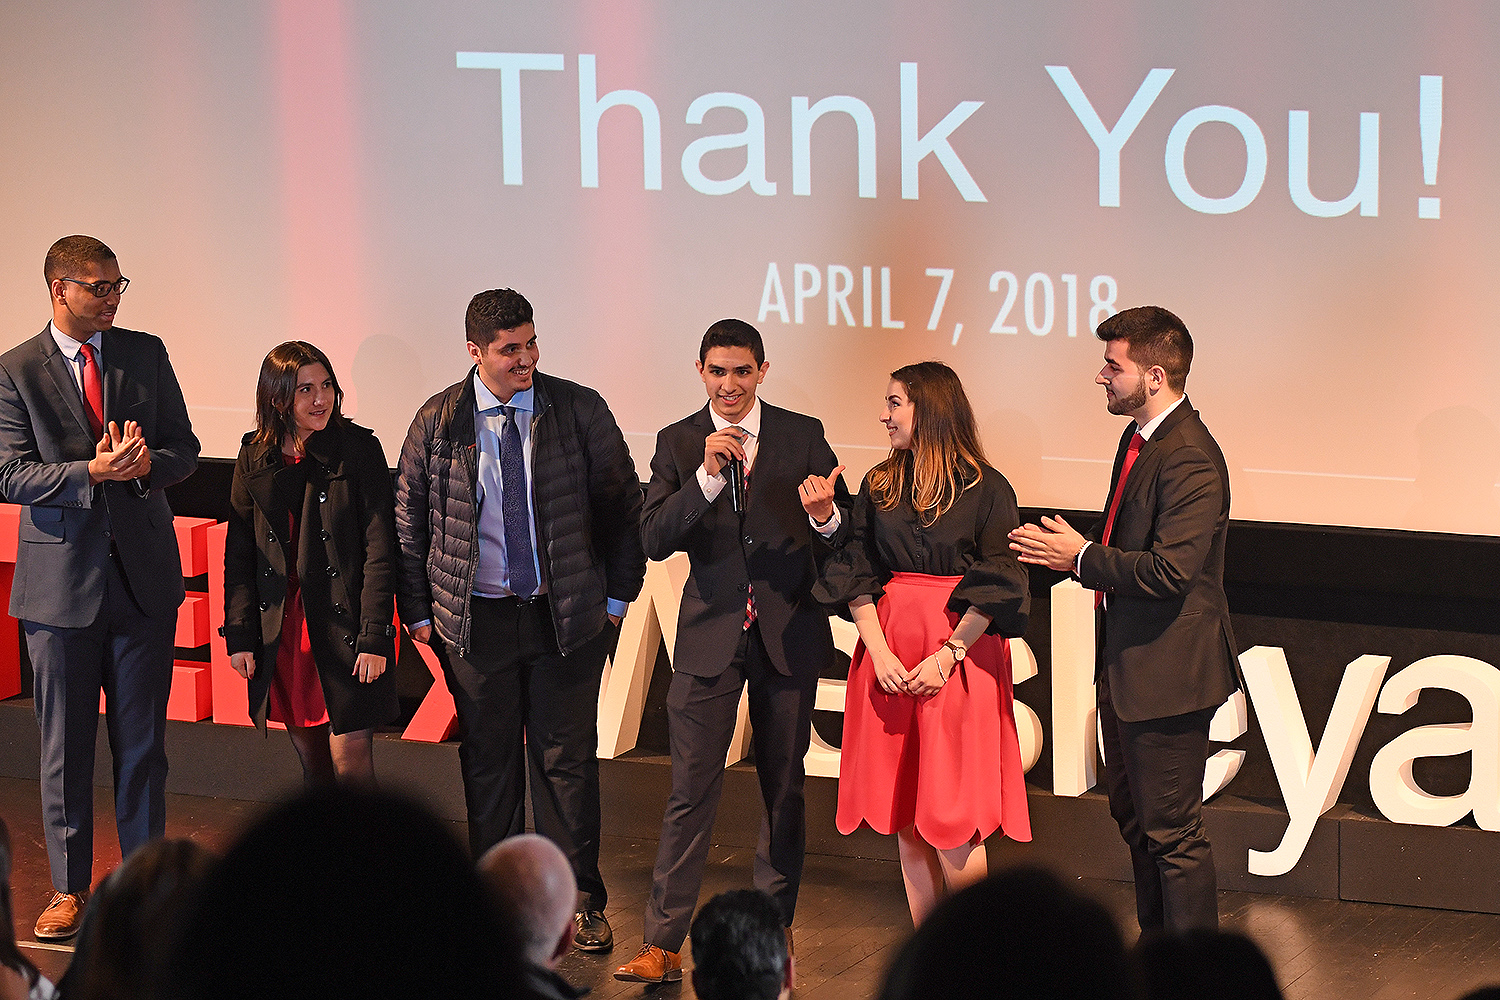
1079,397,1239,723
0,325,199,627
641,402,849,680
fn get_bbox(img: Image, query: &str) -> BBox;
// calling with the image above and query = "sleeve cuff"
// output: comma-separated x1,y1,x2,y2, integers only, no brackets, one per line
1074,540,1091,576
606,598,629,619
811,506,842,537
696,464,726,502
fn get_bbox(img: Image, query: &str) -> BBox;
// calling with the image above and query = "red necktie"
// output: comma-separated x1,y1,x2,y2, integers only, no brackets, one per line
738,447,757,630
1096,432,1144,608
78,343,104,440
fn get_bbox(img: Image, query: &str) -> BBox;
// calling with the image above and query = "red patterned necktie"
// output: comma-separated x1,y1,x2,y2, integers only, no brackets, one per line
78,343,104,439
739,450,757,630
1096,431,1145,609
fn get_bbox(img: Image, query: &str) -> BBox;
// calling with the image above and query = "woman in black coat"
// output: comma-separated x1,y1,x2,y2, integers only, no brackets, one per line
222,342,399,785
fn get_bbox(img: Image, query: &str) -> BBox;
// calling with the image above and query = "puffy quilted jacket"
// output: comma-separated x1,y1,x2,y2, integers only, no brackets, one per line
394,370,646,657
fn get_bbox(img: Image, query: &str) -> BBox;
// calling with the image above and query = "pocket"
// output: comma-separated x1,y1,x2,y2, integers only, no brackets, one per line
19,506,65,543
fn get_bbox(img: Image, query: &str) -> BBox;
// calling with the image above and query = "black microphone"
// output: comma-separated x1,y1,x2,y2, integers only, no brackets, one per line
726,456,746,514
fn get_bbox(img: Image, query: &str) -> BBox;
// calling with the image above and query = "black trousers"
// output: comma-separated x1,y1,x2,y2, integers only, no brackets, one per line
644,624,819,953
436,595,611,910
1097,665,1218,933
28,555,175,893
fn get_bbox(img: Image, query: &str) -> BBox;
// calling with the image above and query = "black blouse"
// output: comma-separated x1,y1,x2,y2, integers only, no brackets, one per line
814,463,1029,637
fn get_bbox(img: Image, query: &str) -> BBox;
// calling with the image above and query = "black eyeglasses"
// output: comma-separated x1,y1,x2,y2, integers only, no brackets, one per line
62,277,130,298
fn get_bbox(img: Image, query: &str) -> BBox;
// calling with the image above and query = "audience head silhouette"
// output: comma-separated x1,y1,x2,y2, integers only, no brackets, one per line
478,833,578,970
878,866,1133,1000
161,787,520,1000
1134,929,1283,1000
689,889,792,1000
60,838,215,1000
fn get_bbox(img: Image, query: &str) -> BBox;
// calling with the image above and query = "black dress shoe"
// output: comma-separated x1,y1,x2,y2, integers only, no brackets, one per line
575,909,613,952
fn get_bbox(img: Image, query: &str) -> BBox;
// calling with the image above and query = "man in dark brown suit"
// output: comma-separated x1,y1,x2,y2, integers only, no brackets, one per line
1009,305,1238,933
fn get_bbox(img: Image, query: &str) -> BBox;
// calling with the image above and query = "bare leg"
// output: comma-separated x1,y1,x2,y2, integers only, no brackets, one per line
897,827,945,926
937,839,987,896
285,723,336,788
329,728,376,785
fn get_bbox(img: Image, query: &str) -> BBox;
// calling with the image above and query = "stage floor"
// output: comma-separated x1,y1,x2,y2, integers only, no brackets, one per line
4,776,1500,1000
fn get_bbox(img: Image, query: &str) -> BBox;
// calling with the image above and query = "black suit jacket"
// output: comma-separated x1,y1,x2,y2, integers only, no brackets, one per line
1078,397,1239,723
0,325,199,627
641,402,850,680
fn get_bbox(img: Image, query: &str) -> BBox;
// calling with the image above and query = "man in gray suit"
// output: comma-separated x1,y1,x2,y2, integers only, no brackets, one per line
0,236,199,939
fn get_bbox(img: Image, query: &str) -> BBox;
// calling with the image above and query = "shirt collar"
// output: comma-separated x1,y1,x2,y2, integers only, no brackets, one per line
50,322,101,360
708,398,762,438
473,371,534,415
1136,394,1186,442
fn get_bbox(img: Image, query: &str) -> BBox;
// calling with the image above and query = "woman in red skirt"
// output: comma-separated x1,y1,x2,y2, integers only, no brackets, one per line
816,361,1031,925
223,342,399,785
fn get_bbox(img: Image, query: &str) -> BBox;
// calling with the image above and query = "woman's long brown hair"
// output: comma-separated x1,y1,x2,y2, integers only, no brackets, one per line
868,361,987,525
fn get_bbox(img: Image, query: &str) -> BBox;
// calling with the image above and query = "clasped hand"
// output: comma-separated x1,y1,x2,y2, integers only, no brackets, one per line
871,648,948,698
88,420,151,484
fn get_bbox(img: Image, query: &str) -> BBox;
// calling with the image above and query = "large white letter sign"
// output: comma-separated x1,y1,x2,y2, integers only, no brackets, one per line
1288,110,1380,217
1204,689,1248,801
1046,66,1174,208
1368,655,1500,830
1240,646,1389,876
1164,105,1267,215
1050,579,1098,796
455,51,565,186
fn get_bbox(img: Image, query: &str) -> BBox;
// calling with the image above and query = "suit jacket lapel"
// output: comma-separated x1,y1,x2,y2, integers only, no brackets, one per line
37,329,95,441
1119,397,1196,506
102,328,128,430
746,404,782,506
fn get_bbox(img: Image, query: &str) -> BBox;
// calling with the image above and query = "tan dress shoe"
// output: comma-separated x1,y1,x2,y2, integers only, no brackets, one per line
613,943,683,984
34,891,89,941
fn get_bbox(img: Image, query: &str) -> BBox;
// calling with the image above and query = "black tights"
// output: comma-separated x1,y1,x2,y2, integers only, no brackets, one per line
285,724,375,788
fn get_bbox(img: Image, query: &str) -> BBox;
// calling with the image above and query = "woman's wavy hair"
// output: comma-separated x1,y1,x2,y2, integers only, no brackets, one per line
251,341,344,448
868,361,987,525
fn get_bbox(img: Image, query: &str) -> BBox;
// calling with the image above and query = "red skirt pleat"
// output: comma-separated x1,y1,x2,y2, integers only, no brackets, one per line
836,572,1031,849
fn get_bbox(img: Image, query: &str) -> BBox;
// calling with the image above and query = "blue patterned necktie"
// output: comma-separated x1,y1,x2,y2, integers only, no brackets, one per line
500,405,537,598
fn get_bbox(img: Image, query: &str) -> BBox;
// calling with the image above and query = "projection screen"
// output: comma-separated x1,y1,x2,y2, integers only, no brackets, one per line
1,1,1495,535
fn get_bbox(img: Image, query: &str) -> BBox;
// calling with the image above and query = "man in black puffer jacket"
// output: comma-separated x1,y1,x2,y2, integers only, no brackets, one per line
395,288,645,953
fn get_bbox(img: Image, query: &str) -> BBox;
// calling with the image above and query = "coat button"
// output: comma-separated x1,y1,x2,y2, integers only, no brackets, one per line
327,567,338,577
320,530,331,540
344,635,355,647
258,602,269,611
333,604,345,615
263,567,273,577
744,535,752,545
267,532,277,544
318,491,327,503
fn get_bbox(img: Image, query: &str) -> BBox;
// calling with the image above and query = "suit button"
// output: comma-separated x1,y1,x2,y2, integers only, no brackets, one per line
344,635,355,647
263,567,273,577
743,535,752,545
327,567,338,577
103,530,110,538
258,602,269,611
333,604,345,615
320,530,331,540
267,532,277,544
318,491,327,503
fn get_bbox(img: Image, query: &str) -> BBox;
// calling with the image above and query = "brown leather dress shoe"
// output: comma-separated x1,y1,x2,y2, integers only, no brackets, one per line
613,943,683,984
34,891,89,941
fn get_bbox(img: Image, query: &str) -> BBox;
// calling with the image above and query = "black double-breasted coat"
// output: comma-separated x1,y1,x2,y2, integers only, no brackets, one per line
222,417,399,734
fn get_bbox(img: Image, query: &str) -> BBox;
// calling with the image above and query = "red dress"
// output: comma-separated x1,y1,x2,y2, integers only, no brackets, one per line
815,467,1032,850
267,454,331,728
